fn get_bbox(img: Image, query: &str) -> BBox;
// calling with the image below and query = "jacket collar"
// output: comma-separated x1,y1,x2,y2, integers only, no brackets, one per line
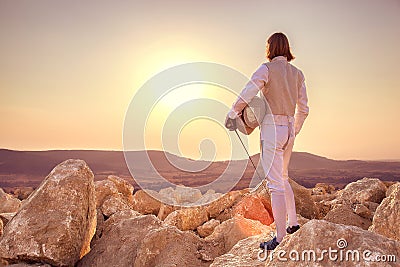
271,56,287,62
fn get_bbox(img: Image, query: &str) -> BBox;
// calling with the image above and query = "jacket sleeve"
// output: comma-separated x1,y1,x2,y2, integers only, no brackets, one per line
294,72,309,135
227,64,269,119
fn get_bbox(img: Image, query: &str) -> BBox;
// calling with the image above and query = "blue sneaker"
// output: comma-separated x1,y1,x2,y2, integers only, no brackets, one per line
286,225,300,234
260,237,280,250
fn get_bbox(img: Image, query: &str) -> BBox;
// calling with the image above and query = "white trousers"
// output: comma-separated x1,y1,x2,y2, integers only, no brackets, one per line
260,115,298,242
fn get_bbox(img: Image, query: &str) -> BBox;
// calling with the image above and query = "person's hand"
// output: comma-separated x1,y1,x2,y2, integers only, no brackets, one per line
225,116,237,131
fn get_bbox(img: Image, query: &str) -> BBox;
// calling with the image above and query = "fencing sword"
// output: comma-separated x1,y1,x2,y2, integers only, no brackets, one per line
233,129,266,193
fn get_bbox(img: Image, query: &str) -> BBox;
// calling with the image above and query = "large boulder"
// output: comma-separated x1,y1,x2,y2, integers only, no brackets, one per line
164,206,208,231
369,183,400,241
206,190,247,219
131,189,161,215
233,195,274,225
323,204,372,230
134,225,215,266
205,215,274,254
335,177,387,205
0,188,21,213
78,214,162,267
95,175,134,217
210,233,269,267
265,219,400,267
197,219,220,238
288,179,319,219
0,159,96,266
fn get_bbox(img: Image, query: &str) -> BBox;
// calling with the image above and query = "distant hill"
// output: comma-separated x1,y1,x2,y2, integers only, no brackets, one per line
0,149,399,190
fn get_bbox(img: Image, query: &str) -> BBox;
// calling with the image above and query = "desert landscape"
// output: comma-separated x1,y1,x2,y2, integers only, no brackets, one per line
0,158,399,266
1,149,400,195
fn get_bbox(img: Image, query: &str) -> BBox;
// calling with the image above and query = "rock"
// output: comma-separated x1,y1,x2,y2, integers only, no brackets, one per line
157,203,178,220
233,195,274,225
369,183,400,241
0,159,97,267
103,208,141,229
78,214,162,267
90,209,105,247
194,189,223,205
352,203,372,220
0,218,3,237
134,225,215,266
386,182,400,197
324,204,371,230
206,190,247,218
312,183,335,195
106,175,134,200
94,179,119,208
0,188,21,213
197,219,220,238
100,194,132,217
210,233,270,267
173,185,203,205
94,175,134,216
0,212,16,225
265,219,400,267
12,187,34,200
335,177,387,205
164,206,208,231
8,263,52,267
288,179,319,219
131,189,161,215
205,215,274,254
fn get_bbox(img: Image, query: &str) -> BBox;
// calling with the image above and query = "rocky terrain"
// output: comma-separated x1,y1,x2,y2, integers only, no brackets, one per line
1,149,399,192
0,159,399,266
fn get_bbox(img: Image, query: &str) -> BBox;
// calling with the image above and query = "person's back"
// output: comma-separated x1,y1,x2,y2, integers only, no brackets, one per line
262,57,304,117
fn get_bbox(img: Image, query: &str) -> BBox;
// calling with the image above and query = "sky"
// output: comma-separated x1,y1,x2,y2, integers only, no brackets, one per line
1,0,399,161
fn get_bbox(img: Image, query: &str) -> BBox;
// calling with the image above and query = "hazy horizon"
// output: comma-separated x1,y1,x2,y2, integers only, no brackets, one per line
1,147,400,163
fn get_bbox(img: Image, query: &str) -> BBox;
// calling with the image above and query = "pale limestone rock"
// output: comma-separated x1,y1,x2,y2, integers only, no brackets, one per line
335,177,387,205
78,215,162,267
0,159,96,267
210,233,270,267
323,204,371,230
265,219,400,267
134,225,217,266
288,179,319,219
352,203,372,220
206,190,247,218
131,189,161,215
100,194,132,217
197,219,220,238
369,183,400,241
157,203,178,220
0,188,21,213
164,206,208,231
205,215,274,254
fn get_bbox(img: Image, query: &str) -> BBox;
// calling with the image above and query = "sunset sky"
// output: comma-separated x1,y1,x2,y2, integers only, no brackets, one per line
1,0,399,161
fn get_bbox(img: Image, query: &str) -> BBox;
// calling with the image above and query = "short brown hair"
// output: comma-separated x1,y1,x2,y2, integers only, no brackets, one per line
267,32,295,62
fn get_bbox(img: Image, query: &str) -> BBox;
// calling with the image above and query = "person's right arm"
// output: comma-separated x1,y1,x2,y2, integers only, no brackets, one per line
294,72,309,135
227,64,269,119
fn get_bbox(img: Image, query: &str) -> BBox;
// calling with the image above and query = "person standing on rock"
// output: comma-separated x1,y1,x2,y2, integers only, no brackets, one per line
225,32,309,250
